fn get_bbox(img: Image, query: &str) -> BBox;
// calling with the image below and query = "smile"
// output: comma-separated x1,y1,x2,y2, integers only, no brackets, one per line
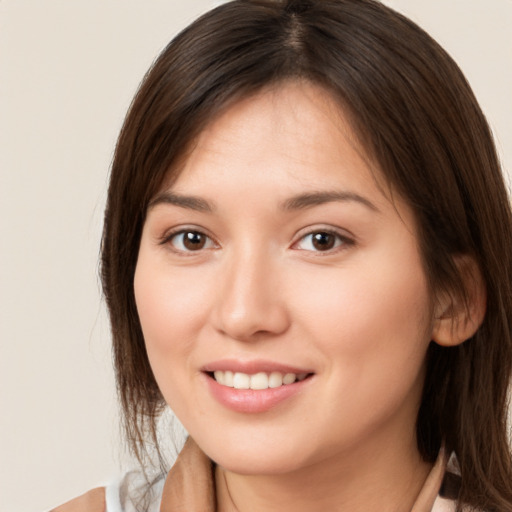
203,363,314,413
212,370,309,390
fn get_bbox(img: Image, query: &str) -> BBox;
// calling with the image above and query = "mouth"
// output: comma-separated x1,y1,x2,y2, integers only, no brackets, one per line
202,361,314,413
206,370,312,390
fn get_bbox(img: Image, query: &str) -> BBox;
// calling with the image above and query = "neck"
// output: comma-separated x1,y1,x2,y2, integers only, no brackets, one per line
215,434,432,512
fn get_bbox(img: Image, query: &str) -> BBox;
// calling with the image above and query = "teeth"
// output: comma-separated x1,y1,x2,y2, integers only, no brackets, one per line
233,372,250,389
224,370,234,387
250,372,268,390
268,371,283,388
212,370,308,389
283,373,296,385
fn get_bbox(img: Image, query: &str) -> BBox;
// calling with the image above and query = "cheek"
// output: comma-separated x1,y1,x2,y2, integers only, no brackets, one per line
288,254,432,445
133,249,216,411
291,245,433,391
134,256,210,352
133,257,212,425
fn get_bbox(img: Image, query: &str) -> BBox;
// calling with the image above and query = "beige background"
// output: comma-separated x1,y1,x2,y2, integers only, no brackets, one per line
0,1,510,511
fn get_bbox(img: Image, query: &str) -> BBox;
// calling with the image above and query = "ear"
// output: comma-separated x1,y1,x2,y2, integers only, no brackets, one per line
431,256,487,347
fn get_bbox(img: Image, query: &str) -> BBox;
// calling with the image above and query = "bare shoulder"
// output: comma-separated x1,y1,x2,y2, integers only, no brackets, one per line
50,487,106,512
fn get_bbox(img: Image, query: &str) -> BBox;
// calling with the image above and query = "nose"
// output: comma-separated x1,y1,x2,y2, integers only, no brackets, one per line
212,249,290,342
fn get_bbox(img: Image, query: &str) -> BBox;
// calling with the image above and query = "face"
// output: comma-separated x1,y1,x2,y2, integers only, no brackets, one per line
134,82,434,476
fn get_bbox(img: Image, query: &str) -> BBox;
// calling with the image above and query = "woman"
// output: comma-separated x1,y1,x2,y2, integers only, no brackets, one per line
53,0,512,510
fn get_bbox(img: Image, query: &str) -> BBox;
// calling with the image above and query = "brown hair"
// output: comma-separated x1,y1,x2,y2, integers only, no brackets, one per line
101,0,512,509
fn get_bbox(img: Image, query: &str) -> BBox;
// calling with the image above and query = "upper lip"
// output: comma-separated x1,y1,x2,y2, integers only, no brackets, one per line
202,359,313,375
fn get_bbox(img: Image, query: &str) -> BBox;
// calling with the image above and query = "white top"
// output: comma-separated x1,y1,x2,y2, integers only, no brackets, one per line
48,441,462,511
103,465,458,512
105,471,165,512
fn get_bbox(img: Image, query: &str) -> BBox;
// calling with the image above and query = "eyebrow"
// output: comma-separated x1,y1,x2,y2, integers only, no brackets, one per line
148,189,379,214
281,191,379,212
148,192,215,212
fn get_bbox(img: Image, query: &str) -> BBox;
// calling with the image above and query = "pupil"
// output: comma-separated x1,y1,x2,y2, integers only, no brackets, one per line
312,232,335,251
184,231,205,250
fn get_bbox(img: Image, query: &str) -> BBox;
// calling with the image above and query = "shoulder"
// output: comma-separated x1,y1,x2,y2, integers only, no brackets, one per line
49,487,105,512
49,471,165,512
49,437,214,512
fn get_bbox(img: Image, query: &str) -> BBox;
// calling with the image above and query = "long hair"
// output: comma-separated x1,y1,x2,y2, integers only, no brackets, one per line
101,1,512,509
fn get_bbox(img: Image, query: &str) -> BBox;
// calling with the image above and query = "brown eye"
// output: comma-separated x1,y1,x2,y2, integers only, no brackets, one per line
295,230,350,253
169,230,214,252
311,232,336,251
184,231,206,250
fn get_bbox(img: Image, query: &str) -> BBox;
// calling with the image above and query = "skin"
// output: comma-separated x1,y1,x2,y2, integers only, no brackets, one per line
134,82,443,511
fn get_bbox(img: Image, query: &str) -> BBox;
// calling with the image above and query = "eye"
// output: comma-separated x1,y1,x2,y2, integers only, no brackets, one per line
166,230,216,252
294,230,351,252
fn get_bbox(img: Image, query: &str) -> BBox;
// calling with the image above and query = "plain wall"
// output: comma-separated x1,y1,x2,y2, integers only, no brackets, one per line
0,1,510,511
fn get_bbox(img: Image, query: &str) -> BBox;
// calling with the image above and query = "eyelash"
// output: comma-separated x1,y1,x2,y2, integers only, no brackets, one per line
160,228,218,253
293,229,355,254
160,227,355,255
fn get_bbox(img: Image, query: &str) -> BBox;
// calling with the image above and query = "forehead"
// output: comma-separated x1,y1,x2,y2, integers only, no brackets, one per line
172,83,379,192
164,83,405,218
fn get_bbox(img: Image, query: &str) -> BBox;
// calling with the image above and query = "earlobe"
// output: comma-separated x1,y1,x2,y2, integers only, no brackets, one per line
431,256,487,347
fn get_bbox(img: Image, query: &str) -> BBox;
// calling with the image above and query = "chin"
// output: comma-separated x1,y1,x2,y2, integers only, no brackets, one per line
192,427,312,476
213,448,309,476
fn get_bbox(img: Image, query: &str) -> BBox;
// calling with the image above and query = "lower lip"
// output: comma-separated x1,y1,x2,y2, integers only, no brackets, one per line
204,374,312,413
